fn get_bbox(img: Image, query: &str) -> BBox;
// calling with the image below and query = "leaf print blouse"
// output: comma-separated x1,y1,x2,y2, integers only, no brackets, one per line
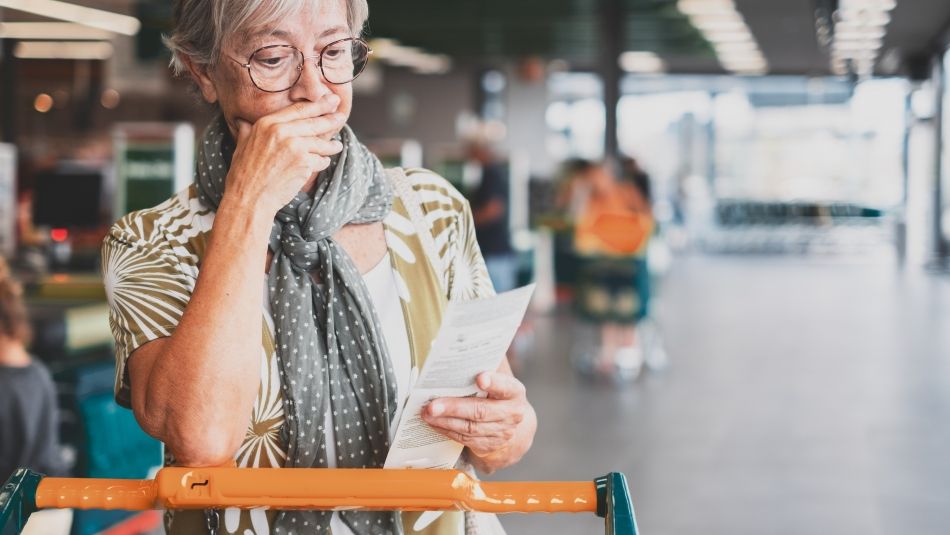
101,168,496,535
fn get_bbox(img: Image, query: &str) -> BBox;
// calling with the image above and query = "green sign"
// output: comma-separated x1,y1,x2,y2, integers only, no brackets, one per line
113,123,194,218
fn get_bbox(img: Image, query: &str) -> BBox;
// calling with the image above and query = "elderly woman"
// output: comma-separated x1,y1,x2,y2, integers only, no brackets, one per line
100,0,536,533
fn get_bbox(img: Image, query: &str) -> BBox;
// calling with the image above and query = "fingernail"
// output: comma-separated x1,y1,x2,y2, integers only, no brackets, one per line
328,94,341,104
429,402,443,417
479,374,491,389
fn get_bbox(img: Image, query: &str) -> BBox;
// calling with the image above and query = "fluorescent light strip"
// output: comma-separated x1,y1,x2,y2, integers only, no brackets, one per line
830,0,896,76
678,0,768,74
689,11,744,24
678,0,738,16
840,12,892,26
14,40,113,60
369,38,451,75
714,41,759,52
705,32,755,44
619,51,666,73
693,20,747,32
839,0,896,11
835,29,886,40
0,0,139,36
0,22,112,40
832,40,883,51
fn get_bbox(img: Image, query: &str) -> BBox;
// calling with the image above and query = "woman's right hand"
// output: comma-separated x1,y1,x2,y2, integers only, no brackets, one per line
225,94,346,215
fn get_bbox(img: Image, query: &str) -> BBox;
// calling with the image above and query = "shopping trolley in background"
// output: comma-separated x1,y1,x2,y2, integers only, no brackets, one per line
570,212,668,381
1,467,638,534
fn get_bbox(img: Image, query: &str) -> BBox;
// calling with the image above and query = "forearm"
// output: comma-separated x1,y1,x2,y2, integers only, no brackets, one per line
144,196,273,464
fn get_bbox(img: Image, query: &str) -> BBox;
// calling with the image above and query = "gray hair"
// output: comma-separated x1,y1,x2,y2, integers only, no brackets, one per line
163,0,369,76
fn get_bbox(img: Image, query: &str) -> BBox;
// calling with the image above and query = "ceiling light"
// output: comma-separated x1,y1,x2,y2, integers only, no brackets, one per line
714,41,758,51
839,0,896,11
705,31,754,44
687,11,744,25
369,38,452,75
678,0,736,16
100,89,120,109
0,22,113,40
0,0,140,36
835,29,886,40
827,0,895,77
34,93,53,113
832,40,883,52
836,11,891,27
681,0,769,74
619,51,666,73
14,41,113,60
693,19,746,32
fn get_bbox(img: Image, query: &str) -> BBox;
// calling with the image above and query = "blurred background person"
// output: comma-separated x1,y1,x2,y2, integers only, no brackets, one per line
620,156,653,212
565,161,654,376
0,257,64,482
469,141,517,292
0,257,71,534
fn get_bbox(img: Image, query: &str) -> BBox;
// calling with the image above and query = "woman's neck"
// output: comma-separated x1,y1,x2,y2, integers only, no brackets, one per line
0,337,30,367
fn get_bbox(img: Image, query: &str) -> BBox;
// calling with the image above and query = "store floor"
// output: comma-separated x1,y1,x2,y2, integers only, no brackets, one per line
495,254,950,535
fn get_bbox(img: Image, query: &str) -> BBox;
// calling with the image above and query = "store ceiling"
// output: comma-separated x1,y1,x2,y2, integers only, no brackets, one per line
367,0,713,67
2,0,950,76
369,0,950,75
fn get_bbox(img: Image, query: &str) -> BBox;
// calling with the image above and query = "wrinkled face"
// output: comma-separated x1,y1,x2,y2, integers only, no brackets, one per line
191,0,353,140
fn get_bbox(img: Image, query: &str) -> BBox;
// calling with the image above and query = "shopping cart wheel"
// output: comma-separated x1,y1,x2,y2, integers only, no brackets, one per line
636,317,669,372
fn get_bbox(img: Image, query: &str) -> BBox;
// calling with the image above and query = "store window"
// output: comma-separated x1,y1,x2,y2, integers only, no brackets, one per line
545,72,605,161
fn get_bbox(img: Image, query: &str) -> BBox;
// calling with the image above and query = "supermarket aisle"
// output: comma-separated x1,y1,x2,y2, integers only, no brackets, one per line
496,255,950,535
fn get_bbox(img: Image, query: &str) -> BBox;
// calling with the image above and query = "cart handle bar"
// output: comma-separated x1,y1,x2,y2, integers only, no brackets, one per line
37,467,596,513
3,468,637,534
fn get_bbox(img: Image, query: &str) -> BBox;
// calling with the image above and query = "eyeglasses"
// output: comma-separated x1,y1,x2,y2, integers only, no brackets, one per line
230,37,372,92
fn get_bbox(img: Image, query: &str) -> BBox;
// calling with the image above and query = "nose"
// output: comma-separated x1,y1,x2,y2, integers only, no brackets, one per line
289,55,332,102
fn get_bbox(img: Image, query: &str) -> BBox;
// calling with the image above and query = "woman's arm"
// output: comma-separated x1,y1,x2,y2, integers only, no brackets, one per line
127,195,275,466
126,99,345,466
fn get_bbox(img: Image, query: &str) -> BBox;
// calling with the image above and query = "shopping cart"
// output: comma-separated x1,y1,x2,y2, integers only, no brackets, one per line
569,211,666,381
1,467,638,534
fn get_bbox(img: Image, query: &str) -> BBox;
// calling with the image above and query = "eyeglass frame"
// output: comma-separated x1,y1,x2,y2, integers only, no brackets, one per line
228,37,373,93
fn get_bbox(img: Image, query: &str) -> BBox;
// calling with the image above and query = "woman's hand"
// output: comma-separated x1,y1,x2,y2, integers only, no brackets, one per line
225,95,347,215
422,363,537,474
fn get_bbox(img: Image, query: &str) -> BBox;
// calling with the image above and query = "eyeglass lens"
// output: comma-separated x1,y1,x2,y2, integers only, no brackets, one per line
248,40,370,91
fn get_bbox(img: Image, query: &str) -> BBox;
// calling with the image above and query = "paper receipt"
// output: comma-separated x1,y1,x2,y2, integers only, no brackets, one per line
384,283,535,469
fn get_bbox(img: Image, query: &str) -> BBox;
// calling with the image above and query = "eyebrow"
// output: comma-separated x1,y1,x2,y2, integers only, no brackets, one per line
319,25,349,39
248,28,290,41
248,26,350,42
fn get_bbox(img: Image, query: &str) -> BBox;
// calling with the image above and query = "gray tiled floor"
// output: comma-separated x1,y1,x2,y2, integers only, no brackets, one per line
494,255,950,535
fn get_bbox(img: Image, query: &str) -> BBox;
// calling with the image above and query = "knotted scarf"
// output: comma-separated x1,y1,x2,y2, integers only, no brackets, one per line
196,114,401,534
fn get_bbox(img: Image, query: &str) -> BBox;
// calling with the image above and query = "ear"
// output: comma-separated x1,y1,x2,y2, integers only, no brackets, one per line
181,55,219,104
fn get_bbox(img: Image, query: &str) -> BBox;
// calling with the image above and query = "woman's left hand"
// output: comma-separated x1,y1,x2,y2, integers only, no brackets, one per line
422,364,537,474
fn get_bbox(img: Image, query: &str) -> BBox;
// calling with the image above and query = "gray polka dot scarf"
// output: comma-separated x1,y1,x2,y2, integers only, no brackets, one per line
196,115,401,534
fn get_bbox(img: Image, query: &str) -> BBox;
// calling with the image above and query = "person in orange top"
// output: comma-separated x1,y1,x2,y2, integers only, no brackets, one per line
563,161,653,376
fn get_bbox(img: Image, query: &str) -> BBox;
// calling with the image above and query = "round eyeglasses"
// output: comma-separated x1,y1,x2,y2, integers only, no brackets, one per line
230,37,372,92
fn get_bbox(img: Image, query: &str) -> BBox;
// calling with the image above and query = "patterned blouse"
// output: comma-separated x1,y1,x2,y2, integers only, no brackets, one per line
102,168,496,535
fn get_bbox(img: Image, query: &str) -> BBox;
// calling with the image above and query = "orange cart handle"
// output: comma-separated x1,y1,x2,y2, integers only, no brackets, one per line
35,468,597,514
